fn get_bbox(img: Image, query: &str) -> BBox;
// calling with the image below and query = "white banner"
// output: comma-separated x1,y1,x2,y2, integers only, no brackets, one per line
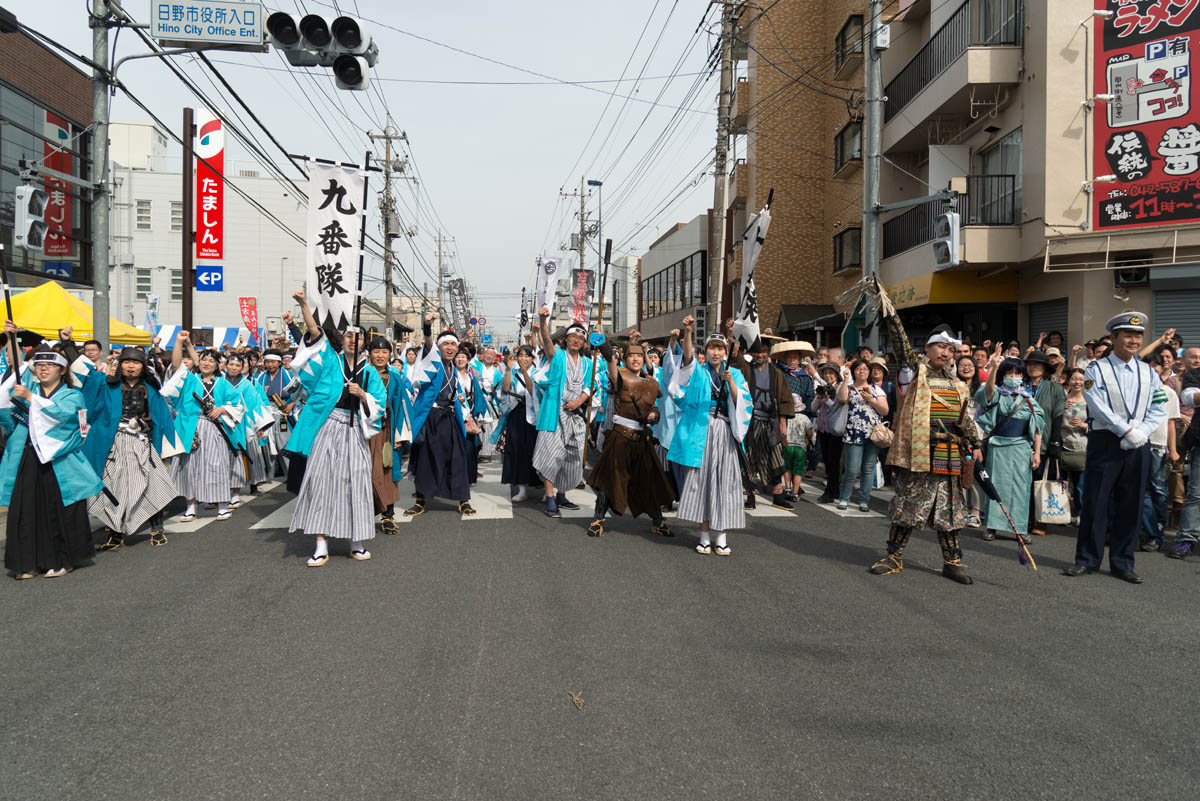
306,163,365,332
534,257,561,318
732,205,770,351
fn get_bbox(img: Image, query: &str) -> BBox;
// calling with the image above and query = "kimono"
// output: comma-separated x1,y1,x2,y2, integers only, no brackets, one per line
370,364,412,514
407,346,487,503
975,386,1046,536
1,367,104,574
161,370,244,503
494,368,540,487
532,348,595,491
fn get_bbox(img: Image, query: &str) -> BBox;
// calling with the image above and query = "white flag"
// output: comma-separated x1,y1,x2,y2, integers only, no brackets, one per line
733,205,771,351
535,257,561,318
306,163,365,332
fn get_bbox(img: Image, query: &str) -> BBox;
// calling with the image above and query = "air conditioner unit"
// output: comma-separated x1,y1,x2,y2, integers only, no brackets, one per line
1114,267,1149,288
266,317,282,334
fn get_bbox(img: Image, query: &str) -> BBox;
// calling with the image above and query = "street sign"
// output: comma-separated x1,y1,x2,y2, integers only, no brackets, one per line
469,317,478,326
41,261,73,278
196,264,224,291
481,334,493,346
478,316,487,325
152,1,265,49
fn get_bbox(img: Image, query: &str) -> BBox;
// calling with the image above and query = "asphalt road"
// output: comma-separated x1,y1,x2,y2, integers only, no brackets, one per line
3,462,1198,801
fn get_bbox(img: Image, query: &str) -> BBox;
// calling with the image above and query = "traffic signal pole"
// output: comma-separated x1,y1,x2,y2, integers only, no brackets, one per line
90,2,111,349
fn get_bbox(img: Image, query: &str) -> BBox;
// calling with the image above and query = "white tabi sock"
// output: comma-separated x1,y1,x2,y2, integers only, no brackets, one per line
698,528,711,547
313,538,329,558
231,493,242,505
513,486,528,501
715,531,728,549
185,502,196,517
217,503,229,516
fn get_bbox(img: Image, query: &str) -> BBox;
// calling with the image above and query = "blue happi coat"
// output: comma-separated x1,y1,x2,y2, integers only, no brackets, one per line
409,348,489,443
666,357,753,469
0,366,105,506
160,369,247,452
534,348,594,432
653,344,683,450
283,333,386,456
227,374,274,446
70,358,184,477
380,364,413,481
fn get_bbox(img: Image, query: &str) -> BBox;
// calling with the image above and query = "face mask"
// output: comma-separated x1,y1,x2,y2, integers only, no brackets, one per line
1003,377,1022,389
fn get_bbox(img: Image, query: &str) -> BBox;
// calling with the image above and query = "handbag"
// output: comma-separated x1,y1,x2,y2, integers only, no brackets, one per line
1034,477,1071,525
1060,447,1086,472
869,421,893,448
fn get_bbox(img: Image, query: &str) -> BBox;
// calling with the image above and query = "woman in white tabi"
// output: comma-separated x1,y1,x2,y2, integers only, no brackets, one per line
161,331,245,522
531,307,594,519
404,313,487,518
283,290,387,567
494,345,540,503
667,316,753,557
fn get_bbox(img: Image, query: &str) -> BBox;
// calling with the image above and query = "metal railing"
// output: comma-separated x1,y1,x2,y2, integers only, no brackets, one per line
883,0,1023,123
966,174,1017,225
881,174,1018,258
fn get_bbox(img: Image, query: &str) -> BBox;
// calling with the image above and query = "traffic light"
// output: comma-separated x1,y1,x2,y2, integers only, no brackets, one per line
266,13,377,90
14,185,49,252
932,210,960,269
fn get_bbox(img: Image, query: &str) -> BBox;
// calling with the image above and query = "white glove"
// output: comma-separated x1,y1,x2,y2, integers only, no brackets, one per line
1120,428,1148,450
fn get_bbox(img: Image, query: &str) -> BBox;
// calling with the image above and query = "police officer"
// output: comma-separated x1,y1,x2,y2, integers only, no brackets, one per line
1065,311,1168,583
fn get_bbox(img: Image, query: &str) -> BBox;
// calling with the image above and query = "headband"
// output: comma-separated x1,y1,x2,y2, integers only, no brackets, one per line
565,324,587,337
436,333,459,346
263,353,282,362
31,351,68,368
226,354,245,364
925,330,960,347
705,333,728,347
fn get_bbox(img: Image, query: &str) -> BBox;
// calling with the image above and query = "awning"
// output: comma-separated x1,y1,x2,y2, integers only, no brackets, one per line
885,271,1018,310
9,280,152,345
155,326,260,350
776,304,838,332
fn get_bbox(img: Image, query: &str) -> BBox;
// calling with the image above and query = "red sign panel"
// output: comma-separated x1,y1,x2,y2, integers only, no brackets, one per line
570,269,594,326
42,112,72,257
1093,0,1200,229
195,110,224,259
239,297,258,333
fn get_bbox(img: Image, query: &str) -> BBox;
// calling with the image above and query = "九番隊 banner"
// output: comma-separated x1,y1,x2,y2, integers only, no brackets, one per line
1093,0,1200,229
195,109,224,259
305,162,365,332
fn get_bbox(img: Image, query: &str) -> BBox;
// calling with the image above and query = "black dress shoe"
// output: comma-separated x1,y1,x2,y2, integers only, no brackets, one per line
1062,564,1098,577
1111,568,1144,584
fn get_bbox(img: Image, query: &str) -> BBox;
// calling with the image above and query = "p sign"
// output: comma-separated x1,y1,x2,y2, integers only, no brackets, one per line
196,264,224,291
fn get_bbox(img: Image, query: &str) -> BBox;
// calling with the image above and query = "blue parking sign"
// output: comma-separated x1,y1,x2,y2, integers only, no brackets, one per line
196,265,223,291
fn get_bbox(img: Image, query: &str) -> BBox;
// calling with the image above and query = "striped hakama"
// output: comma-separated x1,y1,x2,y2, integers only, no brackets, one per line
170,416,231,503
289,408,374,541
244,435,269,487
533,407,586,490
479,418,497,458
88,429,178,535
677,416,745,532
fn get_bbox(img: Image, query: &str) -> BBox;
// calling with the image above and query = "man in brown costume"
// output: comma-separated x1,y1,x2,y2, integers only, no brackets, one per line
586,342,676,537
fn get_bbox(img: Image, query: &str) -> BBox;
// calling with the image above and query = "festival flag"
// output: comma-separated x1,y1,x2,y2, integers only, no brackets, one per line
305,162,365,332
535,257,561,318
732,202,771,352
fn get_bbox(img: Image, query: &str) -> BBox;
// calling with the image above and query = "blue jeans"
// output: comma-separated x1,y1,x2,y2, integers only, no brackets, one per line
1140,448,1169,542
1178,446,1200,544
839,441,879,505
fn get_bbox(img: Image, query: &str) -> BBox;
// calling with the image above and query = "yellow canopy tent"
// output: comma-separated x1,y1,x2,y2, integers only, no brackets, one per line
8,280,152,345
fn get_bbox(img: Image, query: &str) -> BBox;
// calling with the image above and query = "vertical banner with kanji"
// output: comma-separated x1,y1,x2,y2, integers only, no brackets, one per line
305,163,365,331
570,269,594,326
238,297,259,344
42,111,72,258
195,109,224,259
732,205,770,351
535,257,561,318
1093,0,1200,229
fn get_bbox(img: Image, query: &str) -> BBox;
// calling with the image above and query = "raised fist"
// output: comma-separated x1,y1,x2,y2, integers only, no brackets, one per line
538,306,550,320
292,289,306,304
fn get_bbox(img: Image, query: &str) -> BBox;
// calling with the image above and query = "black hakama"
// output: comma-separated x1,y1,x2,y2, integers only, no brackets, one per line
4,442,93,574
501,400,538,486
410,408,471,502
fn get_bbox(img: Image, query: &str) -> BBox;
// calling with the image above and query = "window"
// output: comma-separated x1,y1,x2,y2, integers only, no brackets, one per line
170,269,183,301
980,0,1021,45
136,199,152,230
170,201,183,232
833,228,861,274
976,128,1022,223
835,15,864,72
135,268,152,300
834,121,862,173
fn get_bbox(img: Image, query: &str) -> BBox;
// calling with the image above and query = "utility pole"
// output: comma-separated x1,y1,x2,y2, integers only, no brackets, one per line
181,107,194,330
368,128,404,339
863,0,884,350
709,1,735,340
436,233,444,329
90,1,112,348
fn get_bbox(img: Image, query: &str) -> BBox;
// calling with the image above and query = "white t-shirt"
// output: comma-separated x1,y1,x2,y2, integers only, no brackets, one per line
1150,385,1180,450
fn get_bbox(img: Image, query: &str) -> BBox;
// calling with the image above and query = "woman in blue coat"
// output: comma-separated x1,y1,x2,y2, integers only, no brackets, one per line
2,338,104,579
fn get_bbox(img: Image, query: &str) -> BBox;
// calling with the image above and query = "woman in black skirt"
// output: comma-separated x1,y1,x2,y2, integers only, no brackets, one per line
499,346,539,502
2,338,104,579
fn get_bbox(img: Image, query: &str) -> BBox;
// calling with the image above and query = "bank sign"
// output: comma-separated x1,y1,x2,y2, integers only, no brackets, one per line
1093,0,1200,230
151,1,263,47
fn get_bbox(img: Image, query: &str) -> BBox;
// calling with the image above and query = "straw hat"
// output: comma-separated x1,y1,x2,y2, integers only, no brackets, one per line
770,340,815,357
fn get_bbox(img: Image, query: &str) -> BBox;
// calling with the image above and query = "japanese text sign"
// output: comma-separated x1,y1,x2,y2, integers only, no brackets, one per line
151,1,263,47
42,111,72,258
238,297,258,334
570,269,594,326
1094,0,1200,229
305,163,365,331
195,109,224,260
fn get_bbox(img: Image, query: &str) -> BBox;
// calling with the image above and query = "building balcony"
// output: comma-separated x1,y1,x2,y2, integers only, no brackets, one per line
732,77,750,135
882,175,1020,271
728,159,749,213
882,0,1023,152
